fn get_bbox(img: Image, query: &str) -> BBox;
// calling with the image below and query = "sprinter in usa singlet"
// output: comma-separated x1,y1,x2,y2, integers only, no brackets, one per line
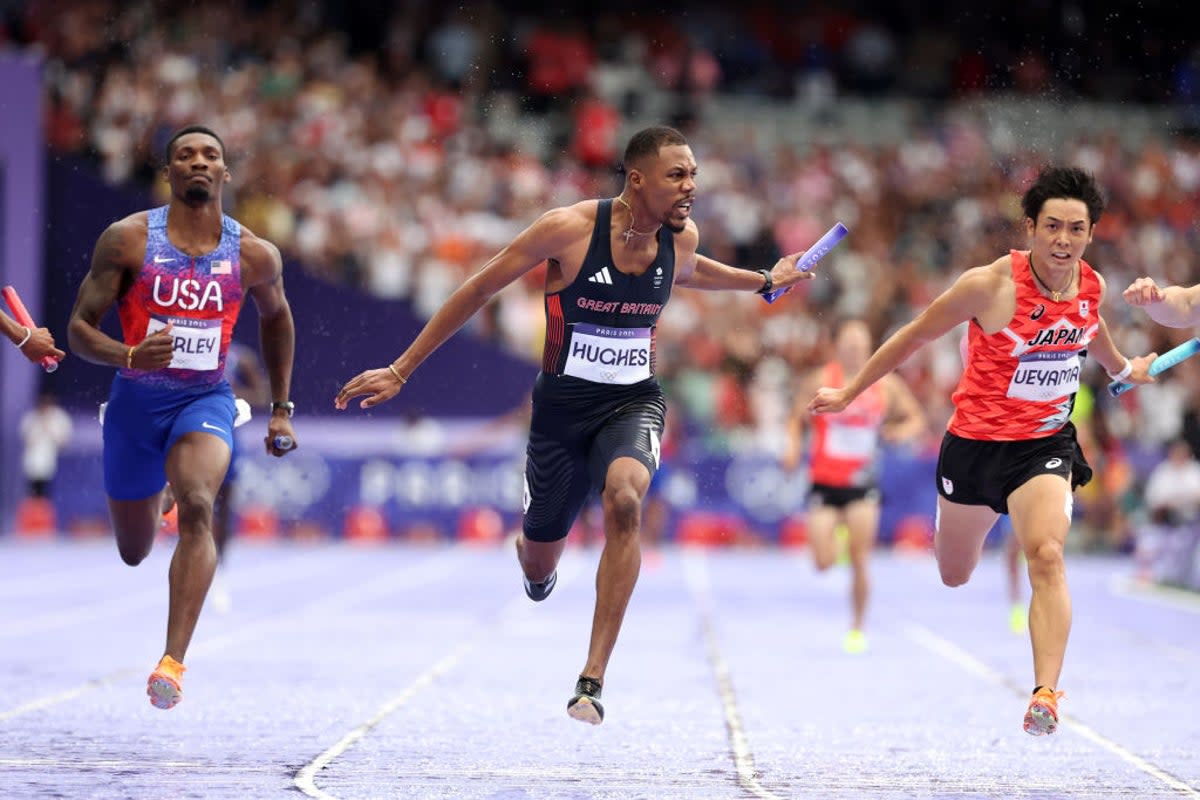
67,125,296,711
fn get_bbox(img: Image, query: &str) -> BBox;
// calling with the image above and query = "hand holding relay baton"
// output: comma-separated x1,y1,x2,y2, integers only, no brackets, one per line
1107,337,1200,397
2,285,63,372
761,222,850,304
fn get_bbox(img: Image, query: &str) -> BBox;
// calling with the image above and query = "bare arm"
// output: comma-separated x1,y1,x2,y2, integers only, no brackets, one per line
335,207,583,410
809,266,999,414
67,217,175,370
1,309,21,343
1123,276,1200,328
781,370,821,471
242,233,296,455
243,236,293,406
1,309,64,363
1089,275,1156,383
676,252,813,293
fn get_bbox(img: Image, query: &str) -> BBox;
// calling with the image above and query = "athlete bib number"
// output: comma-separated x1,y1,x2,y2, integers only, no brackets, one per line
147,315,222,371
1007,350,1080,402
563,324,652,385
824,423,879,459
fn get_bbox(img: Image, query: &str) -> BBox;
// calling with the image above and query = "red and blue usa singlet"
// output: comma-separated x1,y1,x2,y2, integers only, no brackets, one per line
117,206,243,390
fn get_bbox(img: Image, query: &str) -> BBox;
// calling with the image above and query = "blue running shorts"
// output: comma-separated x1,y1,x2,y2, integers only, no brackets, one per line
103,374,236,501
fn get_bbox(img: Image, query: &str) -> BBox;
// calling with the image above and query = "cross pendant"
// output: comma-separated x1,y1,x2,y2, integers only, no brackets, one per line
622,228,634,245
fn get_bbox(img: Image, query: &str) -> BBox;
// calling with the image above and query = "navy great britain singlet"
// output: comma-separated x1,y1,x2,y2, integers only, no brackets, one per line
540,199,675,391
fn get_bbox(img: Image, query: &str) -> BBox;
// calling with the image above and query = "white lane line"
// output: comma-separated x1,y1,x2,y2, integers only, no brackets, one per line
1109,575,1200,614
294,551,585,800
294,646,471,800
0,668,139,722
905,622,1200,798
682,551,783,800
0,548,465,721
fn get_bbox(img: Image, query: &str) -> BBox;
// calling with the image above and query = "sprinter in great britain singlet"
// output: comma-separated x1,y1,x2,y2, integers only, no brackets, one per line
523,199,674,542
102,206,244,500
937,250,1098,513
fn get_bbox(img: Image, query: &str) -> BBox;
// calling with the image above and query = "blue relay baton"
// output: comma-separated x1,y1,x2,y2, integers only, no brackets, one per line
762,222,849,304
1108,337,1200,397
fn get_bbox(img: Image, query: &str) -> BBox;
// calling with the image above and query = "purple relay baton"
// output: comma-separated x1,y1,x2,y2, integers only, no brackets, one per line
761,222,849,304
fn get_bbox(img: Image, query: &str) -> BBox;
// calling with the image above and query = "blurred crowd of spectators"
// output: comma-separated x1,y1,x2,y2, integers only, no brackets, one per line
13,0,1200,550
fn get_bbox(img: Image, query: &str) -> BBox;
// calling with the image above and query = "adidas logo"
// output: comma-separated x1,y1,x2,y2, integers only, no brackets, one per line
587,267,614,285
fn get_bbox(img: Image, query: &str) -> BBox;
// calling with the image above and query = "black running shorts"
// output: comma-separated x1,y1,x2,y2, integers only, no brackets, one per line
807,483,880,510
522,373,666,543
935,422,1092,515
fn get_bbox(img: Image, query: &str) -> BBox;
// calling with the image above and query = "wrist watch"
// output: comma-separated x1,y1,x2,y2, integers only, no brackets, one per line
756,268,774,295
271,400,295,418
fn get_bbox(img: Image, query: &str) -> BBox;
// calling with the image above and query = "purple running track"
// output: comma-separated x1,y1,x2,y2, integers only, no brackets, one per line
1,538,1198,799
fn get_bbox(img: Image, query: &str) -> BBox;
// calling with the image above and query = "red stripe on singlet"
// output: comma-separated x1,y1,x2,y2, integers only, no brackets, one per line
650,328,657,374
543,294,565,373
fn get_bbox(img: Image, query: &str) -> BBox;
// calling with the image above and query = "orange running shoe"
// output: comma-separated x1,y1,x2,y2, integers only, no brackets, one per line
147,655,186,710
1023,687,1064,736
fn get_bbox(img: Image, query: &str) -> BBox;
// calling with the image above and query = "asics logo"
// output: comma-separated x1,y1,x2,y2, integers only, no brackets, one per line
201,421,228,434
1045,458,1063,469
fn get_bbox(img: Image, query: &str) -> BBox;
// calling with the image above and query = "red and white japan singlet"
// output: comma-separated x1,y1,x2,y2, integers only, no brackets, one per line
809,361,887,488
948,250,1100,441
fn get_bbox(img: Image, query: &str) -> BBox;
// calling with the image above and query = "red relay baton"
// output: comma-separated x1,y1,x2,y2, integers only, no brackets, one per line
2,285,59,373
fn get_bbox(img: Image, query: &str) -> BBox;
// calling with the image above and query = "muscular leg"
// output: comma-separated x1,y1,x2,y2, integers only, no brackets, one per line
581,456,650,683
108,487,171,566
933,496,999,587
806,505,839,572
517,534,567,583
1006,474,1073,691
516,426,586,588
843,498,880,632
161,432,230,662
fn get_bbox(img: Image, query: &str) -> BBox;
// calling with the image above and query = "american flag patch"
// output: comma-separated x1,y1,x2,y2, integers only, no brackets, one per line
211,259,232,275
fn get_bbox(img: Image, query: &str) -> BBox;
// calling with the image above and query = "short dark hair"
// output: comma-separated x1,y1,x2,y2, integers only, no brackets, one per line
165,125,226,163
622,126,688,171
1021,166,1105,226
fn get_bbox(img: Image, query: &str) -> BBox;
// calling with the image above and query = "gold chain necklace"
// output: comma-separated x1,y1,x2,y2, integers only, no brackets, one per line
613,195,661,245
1029,261,1075,302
